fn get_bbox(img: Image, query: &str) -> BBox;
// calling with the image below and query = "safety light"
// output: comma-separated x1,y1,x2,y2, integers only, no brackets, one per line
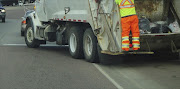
22,20,26,24
34,6,36,10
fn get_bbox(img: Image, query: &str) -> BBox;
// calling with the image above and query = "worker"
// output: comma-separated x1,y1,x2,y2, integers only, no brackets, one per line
115,0,140,52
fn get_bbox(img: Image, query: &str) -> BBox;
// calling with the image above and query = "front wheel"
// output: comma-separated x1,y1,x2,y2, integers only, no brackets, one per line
2,18,5,23
83,28,99,63
25,21,40,48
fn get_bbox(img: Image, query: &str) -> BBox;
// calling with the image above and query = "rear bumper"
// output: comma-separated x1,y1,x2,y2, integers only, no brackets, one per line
140,33,180,52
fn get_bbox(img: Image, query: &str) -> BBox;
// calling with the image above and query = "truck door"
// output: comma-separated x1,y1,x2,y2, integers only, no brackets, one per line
89,0,122,52
35,0,47,21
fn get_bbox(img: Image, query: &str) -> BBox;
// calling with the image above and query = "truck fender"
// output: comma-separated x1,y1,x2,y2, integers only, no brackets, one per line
26,11,44,40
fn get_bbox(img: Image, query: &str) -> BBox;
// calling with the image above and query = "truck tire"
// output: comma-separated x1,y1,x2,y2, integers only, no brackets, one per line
25,21,40,48
68,26,84,59
2,18,5,23
83,28,99,63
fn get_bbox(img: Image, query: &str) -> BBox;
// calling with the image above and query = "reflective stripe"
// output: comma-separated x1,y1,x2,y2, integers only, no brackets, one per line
132,38,139,40
123,39,129,41
132,37,139,41
122,47,129,49
122,37,129,41
121,0,126,5
122,43,129,45
122,36,129,38
122,44,129,48
120,0,134,9
133,43,140,45
120,5,135,9
122,46,129,47
132,40,139,42
127,0,133,4
121,0,133,5
133,44,140,48
122,46,129,48
133,47,140,48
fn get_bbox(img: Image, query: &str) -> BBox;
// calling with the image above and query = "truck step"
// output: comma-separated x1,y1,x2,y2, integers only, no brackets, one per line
101,51,154,55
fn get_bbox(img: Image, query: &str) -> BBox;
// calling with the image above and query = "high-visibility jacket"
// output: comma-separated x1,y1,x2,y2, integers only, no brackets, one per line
115,0,136,17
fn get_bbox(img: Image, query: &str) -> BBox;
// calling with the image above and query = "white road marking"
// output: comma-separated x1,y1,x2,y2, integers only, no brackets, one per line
93,63,124,89
3,44,26,46
2,44,68,47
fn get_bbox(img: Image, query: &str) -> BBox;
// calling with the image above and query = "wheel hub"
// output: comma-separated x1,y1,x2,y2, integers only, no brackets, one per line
70,33,77,53
85,35,93,56
26,27,34,43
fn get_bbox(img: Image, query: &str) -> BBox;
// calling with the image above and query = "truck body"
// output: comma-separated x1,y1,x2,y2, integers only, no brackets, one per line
24,0,180,64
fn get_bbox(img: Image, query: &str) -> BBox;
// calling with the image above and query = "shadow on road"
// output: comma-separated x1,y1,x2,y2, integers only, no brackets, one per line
98,54,180,67
18,44,180,67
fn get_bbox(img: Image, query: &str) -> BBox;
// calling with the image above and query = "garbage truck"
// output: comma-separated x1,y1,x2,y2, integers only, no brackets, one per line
24,0,180,64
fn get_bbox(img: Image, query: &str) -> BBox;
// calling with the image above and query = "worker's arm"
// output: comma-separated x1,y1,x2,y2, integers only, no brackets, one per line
115,0,119,4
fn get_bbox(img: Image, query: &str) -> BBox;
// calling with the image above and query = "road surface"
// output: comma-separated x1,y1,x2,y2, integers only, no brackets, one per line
0,5,180,89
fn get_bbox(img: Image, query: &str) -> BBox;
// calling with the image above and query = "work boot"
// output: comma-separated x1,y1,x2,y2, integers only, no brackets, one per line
122,48,129,54
133,50,138,53
122,51,129,54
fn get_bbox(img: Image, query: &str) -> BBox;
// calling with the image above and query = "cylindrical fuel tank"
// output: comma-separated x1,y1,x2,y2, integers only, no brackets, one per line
135,0,170,22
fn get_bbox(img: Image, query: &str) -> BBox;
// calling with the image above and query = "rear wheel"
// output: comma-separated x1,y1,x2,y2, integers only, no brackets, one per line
83,28,99,63
68,26,84,59
25,21,40,48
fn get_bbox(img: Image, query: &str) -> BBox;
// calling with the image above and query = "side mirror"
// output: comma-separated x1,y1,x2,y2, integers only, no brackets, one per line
64,7,70,14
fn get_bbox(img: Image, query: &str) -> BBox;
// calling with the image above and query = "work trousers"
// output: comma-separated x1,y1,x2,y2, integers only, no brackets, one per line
121,15,140,51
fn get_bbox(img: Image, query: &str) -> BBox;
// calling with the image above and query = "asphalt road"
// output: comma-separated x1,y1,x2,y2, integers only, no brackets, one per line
0,6,180,89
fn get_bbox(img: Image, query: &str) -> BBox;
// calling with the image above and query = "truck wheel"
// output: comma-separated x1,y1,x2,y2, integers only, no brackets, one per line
68,26,84,59
25,22,40,48
83,28,99,63
2,18,5,23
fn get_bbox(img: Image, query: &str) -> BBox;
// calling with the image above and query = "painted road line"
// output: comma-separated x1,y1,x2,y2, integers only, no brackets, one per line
2,44,68,47
2,44,26,46
93,63,124,89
